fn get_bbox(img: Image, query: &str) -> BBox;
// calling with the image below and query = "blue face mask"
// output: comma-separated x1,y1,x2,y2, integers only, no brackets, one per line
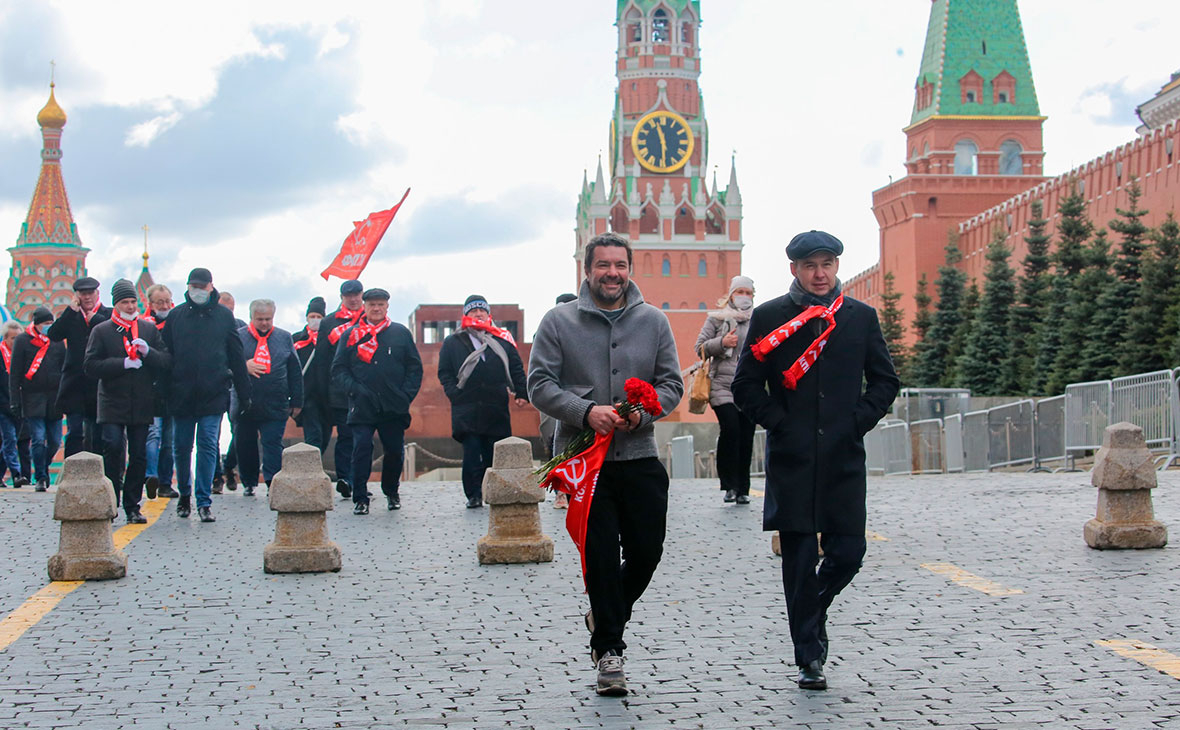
188,287,210,305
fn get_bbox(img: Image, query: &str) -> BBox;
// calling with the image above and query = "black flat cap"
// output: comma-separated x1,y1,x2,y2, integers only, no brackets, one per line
72,277,99,292
362,288,389,302
32,306,53,324
111,279,137,303
187,267,213,285
786,230,844,261
340,279,363,296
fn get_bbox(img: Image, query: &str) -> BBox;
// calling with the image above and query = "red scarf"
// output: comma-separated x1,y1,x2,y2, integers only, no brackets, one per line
749,292,844,390
247,323,273,373
460,315,517,346
110,311,141,361
0,341,10,374
328,307,364,345
144,314,166,331
23,323,51,380
81,299,102,325
293,327,318,350
346,317,391,364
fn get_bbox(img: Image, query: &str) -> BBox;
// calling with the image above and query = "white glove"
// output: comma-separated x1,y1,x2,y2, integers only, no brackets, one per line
124,357,143,370
131,337,149,355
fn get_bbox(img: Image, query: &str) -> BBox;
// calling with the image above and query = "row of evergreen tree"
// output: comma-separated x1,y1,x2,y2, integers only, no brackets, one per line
878,180,1180,396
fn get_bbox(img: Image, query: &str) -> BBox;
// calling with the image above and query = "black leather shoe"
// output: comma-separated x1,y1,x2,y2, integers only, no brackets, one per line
225,468,238,491
157,484,179,498
126,510,148,524
466,496,482,509
177,497,192,518
211,474,224,495
336,479,352,499
35,479,48,492
723,489,737,503
353,501,369,515
736,494,750,505
243,485,255,497
145,476,158,500
12,476,29,488
797,660,827,690
388,495,401,510
198,506,215,523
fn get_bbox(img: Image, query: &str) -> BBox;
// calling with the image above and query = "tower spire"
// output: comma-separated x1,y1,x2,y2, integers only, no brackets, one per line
136,224,156,312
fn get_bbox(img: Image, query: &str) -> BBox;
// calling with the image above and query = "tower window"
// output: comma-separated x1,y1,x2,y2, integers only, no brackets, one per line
681,24,692,44
981,41,987,55
997,92,1008,103
698,256,707,277
652,9,669,43
965,91,976,103
959,70,983,105
661,302,670,310
630,24,641,42
661,256,671,277
954,139,979,175
999,140,1023,175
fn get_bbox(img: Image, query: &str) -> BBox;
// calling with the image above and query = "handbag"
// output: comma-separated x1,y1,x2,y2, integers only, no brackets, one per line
688,348,712,414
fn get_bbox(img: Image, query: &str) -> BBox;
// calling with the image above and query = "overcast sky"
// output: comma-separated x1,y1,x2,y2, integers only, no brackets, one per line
0,0,1176,334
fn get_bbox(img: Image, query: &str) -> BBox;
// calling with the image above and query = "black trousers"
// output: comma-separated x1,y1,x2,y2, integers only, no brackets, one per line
712,402,755,495
351,421,404,504
585,457,669,656
102,422,148,514
460,433,500,500
779,531,866,667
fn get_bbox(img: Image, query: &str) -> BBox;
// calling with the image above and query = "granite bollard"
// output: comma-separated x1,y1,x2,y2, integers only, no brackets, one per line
1084,422,1167,549
478,437,554,564
48,453,126,581
264,443,342,573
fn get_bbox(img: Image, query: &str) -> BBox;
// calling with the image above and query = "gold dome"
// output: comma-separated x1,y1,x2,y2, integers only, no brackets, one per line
37,84,67,129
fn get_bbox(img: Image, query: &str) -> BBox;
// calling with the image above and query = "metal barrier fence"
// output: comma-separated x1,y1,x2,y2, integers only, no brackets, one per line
1065,380,1112,459
987,399,1035,469
1032,395,1067,470
751,429,767,478
962,410,990,472
944,413,964,473
865,422,887,476
1111,370,1175,450
881,422,912,475
911,418,944,474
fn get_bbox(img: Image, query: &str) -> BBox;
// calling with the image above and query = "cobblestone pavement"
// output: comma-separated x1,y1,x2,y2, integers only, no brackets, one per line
2,470,1180,728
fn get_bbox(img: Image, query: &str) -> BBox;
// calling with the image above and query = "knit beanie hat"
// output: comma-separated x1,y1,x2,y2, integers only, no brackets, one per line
111,279,137,304
32,306,53,325
306,296,326,316
463,294,489,316
727,275,755,298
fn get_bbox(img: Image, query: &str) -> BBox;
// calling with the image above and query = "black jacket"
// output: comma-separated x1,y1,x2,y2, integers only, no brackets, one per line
83,317,171,425
292,326,317,372
47,304,111,416
310,307,363,410
161,288,252,418
731,293,899,535
10,329,66,419
233,325,303,422
330,320,422,427
438,330,527,441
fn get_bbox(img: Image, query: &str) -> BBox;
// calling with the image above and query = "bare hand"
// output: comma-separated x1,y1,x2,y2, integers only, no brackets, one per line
68,293,81,312
290,406,302,419
722,331,739,348
513,397,528,408
620,409,641,431
245,359,266,377
587,405,626,435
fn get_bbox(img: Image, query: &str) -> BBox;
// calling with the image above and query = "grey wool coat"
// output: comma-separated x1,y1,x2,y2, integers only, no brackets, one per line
693,307,751,407
527,279,684,462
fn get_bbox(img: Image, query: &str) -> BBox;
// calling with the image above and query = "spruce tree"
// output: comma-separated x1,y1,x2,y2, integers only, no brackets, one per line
1086,182,1148,379
1057,229,1114,385
944,279,980,387
912,274,933,341
1145,213,1180,368
958,228,1016,395
1038,182,1094,395
879,271,907,379
1001,200,1052,393
911,233,967,387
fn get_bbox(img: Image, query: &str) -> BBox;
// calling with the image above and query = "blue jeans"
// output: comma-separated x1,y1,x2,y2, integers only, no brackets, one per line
173,414,222,508
235,418,286,486
28,417,63,484
145,416,175,485
461,433,498,501
350,421,404,504
0,412,21,481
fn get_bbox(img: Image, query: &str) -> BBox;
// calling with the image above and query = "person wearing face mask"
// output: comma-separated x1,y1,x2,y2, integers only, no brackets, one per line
161,268,252,523
10,307,67,491
47,277,111,458
694,275,757,505
293,296,327,448
310,279,366,500
84,279,171,523
143,284,178,499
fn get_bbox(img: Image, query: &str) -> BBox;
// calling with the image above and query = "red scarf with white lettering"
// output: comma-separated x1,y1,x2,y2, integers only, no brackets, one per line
248,323,273,374
110,311,141,361
293,327,318,351
347,317,391,364
23,323,51,380
460,315,517,346
328,308,364,345
0,342,10,374
749,292,843,390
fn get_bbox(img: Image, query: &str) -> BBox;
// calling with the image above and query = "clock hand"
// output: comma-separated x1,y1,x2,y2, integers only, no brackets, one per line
655,124,668,163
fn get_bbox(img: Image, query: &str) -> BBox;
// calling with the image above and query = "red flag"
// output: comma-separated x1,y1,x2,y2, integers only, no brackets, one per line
540,430,613,585
320,189,410,281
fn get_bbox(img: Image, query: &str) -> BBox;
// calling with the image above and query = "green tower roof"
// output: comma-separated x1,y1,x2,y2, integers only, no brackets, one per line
911,0,1040,126
617,0,699,21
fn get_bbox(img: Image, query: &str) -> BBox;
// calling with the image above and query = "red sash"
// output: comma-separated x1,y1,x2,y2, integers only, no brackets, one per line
293,327,318,351
24,324,51,380
460,315,517,346
347,318,391,364
749,292,844,390
328,308,363,345
0,342,10,374
110,311,141,361
248,323,273,373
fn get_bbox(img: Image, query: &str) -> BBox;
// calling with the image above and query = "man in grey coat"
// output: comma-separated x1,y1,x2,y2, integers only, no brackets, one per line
528,232,683,697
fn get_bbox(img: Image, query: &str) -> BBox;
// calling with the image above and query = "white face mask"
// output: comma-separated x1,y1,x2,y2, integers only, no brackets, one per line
153,308,169,320
732,295,753,311
307,318,322,331
188,287,210,305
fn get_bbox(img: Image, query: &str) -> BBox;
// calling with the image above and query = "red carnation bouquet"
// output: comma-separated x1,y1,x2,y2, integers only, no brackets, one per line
535,378,663,583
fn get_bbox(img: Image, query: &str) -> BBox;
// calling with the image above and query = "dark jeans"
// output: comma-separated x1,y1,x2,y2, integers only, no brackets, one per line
460,433,500,500
351,421,403,504
300,399,331,452
713,402,755,495
102,422,148,514
173,414,221,508
64,411,102,457
145,416,174,485
585,457,669,656
333,407,354,487
27,417,62,484
235,418,286,486
18,426,31,481
779,531,867,667
0,412,21,481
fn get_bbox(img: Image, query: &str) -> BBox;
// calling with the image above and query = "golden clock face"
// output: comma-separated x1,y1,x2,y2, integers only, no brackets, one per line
631,110,694,173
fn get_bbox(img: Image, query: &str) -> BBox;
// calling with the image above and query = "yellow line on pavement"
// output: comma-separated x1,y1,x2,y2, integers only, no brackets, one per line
1097,639,1180,679
0,497,170,652
750,488,764,497
920,561,1023,596
866,530,890,542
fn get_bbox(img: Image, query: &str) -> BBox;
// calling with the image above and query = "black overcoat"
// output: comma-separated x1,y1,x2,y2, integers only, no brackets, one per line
330,321,422,427
47,304,111,417
731,292,899,535
310,308,363,410
437,331,527,441
233,325,303,422
161,288,252,418
83,317,171,425
9,332,66,419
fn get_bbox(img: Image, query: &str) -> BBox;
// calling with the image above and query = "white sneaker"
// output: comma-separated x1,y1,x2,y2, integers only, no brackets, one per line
595,651,627,696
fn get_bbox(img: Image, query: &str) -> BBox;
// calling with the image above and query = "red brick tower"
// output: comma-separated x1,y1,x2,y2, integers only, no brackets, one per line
575,0,742,420
7,82,90,321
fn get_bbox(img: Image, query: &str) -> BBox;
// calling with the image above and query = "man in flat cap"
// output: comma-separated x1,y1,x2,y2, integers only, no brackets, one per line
438,295,528,509
293,296,327,448
162,268,251,523
310,279,366,499
10,307,66,491
732,230,899,691
331,288,422,515
84,279,171,523
48,276,112,457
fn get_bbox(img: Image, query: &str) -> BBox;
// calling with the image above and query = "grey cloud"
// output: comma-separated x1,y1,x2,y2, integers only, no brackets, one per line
1079,78,1160,127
